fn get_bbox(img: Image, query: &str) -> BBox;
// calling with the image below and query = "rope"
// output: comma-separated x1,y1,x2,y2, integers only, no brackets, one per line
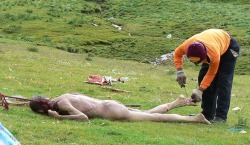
0,93,49,110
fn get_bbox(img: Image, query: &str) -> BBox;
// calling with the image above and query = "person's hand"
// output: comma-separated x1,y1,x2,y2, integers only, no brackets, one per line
48,110,60,118
185,98,197,106
176,70,186,88
191,89,203,102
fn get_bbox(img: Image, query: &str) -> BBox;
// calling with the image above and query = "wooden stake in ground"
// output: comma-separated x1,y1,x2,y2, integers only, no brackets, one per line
100,86,130,93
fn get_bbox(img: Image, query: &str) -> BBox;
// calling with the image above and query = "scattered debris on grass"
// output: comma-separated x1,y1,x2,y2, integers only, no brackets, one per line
100,86,130,93
85,75,128,86
85,75,130,93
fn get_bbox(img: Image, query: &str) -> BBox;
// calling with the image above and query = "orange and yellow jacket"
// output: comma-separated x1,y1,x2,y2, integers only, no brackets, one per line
174,29,231,90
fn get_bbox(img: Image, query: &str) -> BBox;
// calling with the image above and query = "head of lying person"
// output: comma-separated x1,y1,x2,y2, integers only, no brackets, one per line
29,95,51,115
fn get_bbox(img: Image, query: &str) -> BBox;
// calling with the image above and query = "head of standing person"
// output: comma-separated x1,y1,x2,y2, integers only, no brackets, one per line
186,42,207,65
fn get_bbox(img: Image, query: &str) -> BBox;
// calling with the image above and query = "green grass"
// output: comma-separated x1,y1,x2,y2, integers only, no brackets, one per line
0,0,249,74
0,41,249,145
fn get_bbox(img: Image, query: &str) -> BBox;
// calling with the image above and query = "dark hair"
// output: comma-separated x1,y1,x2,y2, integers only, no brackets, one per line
29,95,49,115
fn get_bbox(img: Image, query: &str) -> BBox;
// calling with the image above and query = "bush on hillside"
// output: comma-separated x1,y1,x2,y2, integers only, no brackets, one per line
27,47,39,52
3,24,21,34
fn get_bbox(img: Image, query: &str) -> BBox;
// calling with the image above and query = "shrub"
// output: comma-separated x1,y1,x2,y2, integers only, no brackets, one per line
55,45,66,51
3,24,21,34
21,36,33,42
85,56,92,61
4,12,17,21
0,35,5,38
41,36,52,43
80,3,101,14
27,47,39,52
67,47,79,53
26,9,33,13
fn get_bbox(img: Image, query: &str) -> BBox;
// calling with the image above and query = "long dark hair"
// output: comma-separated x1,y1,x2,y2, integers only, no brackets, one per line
29,95,50,115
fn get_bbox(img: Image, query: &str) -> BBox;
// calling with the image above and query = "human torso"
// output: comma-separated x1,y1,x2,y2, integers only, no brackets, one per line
192,29,230,63
174,29,231,89
174,29,231,66
53,93,105,118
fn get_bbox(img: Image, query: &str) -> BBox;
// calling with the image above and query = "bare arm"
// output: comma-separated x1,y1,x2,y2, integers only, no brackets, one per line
48,100,89,121
48,110,89,121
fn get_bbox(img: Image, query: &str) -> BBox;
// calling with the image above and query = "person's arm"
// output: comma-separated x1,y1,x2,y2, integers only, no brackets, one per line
48,100,89,121
48,110,89,121
200,56,220,90
174,46,185,70
191,56,220,102
174,37,195,69
174,38,194,87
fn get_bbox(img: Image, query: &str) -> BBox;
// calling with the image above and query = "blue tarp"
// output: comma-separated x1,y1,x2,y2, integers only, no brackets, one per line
0,122,20,145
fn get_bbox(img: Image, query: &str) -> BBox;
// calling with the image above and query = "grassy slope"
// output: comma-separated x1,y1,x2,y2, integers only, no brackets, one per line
0,0,249,75
0,40,249,145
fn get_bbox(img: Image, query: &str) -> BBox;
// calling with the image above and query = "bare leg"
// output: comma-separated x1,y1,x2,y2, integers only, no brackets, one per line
102,100,210,124
146,95,196,114
126,112,210,124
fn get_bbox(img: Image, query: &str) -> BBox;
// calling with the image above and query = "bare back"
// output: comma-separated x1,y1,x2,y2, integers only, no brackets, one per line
52,93,129,119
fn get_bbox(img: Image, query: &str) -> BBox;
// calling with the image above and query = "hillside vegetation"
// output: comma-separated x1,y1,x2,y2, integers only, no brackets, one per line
0,0,249,74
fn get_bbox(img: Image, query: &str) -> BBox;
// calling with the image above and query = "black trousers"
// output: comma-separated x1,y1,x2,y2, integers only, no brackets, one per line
198,37,240,120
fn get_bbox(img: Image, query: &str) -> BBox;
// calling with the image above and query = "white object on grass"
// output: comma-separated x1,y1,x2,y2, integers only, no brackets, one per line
239,130,247,134
166,34,172,38
232,107,241,111
112,24,122,30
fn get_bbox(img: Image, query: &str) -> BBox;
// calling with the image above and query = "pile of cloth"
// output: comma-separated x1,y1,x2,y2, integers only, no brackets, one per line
85,75,129,85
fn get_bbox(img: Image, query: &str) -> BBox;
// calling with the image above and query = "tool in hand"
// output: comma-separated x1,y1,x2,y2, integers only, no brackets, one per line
183,85,188,97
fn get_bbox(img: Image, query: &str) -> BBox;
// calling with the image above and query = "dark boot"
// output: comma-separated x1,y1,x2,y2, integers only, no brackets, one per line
211,117,226,123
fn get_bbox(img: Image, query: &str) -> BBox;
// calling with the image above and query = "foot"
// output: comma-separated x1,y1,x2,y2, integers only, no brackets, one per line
211,117,226,123
196,113,211,124
174,95,197,108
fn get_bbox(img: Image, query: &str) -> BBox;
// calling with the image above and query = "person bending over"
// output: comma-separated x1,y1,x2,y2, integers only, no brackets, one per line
174,29,240,123
29,93,210,124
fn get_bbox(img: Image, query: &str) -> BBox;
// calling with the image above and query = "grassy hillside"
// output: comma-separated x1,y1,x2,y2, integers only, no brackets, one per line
0,40,249,144
0,0,249,75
